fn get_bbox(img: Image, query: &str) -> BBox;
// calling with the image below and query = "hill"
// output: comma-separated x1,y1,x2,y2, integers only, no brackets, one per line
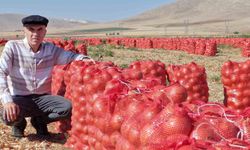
2,0,250,37
0,13,90,32
118,0,250,34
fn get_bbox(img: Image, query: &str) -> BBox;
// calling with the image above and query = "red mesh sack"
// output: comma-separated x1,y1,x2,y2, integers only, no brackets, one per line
166,62,209,102
120,101,162,147
140,104,193,146
140,134,190,150
51,64,69,96
190,103,241,143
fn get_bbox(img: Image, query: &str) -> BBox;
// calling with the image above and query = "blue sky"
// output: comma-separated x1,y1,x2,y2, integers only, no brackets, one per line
1,0,175,22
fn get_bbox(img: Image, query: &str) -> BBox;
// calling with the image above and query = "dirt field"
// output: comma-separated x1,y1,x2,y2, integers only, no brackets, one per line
0,44,247,149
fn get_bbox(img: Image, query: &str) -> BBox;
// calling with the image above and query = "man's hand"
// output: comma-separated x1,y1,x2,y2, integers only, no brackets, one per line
83,58,96,64
3,102,20,122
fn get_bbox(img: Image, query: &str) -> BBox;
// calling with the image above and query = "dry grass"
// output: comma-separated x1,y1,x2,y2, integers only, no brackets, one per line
0,44,247,149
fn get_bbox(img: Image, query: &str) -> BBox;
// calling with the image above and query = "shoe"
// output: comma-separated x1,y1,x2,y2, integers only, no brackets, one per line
11,118,27,138
30,117,50,136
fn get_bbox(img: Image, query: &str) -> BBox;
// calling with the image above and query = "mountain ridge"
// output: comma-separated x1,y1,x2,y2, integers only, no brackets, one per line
0,13,90,32
118,0,250,33
1,0,250,36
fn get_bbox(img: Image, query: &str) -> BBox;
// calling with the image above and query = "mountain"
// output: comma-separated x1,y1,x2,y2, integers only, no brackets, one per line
119,0,250,34
0,13,90,32
2,0,250,36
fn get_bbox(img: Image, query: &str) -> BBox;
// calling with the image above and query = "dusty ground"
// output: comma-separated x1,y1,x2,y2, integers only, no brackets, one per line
0,43,247,149
0,120,69,150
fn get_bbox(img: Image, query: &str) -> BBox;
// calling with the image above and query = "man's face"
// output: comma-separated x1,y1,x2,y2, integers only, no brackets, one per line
23,24,47,48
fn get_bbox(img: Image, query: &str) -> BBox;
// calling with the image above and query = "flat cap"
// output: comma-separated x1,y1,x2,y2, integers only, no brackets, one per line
22,15,49,26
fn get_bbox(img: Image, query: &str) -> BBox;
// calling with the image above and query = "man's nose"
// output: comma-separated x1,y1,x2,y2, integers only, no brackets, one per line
32,31,39,36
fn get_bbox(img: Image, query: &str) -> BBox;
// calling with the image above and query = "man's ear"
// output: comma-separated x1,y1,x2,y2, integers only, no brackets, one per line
45,27,48,34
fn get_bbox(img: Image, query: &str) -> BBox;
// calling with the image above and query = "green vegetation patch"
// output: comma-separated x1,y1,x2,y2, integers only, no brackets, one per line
88,45,114,59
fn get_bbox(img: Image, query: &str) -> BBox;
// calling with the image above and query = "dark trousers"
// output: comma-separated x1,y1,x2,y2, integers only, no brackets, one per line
2,94,72,126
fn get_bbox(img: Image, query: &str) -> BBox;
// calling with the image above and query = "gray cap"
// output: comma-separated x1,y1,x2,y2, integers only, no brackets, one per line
22,15,49,26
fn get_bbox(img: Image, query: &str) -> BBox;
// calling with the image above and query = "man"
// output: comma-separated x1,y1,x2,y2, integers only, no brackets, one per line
0,15,90,138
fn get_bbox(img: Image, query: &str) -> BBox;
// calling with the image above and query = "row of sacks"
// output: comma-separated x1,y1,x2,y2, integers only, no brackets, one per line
214,37,250,57
73,37,250,57
46,37,250,57
3,37,250,57
51,60,250,149
104,37,217,56
45,38,87,55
